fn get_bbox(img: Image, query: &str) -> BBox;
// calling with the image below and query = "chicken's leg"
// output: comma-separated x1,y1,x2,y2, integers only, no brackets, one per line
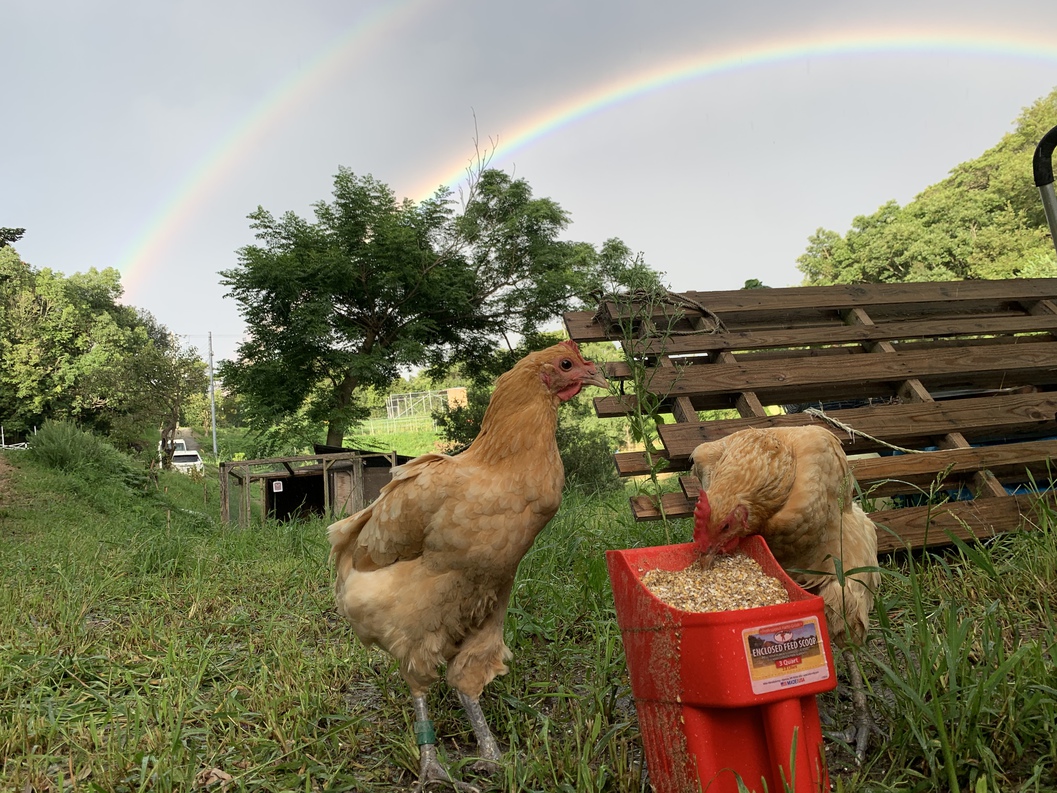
820,651,870,765
823,649,873,765
841,648,873,765
457,691,501,773
412,695,479,793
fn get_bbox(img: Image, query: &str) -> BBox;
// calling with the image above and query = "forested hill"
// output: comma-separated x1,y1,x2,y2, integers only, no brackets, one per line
797,87,1057,286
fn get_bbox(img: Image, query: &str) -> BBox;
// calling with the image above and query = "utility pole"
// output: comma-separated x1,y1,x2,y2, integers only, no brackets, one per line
209,332,218,457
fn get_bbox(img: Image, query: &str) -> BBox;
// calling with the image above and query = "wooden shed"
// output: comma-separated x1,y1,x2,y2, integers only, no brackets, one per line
219,448,410,527
564,278,1057,552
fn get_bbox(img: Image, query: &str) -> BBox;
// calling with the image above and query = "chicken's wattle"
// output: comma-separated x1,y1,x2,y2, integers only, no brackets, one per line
556,382,583,401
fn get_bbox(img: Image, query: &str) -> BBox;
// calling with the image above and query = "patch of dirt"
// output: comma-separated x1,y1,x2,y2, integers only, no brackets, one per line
0,453,14,499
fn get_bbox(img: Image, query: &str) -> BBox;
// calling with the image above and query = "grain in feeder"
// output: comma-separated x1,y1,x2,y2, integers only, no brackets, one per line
640,552,790,613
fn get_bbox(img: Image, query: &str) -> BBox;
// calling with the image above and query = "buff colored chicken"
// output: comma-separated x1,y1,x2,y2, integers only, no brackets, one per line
328,340,607,791
690,425,880,763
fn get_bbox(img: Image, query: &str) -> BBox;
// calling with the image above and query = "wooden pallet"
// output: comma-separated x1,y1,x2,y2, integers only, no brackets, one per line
564,278,1057,553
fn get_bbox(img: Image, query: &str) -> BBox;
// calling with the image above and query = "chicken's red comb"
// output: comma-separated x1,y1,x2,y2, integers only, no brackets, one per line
560,339,582,356
693,490,711,551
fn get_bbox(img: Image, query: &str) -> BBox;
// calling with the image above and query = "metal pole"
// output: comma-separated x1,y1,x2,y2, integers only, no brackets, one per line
1032,125,1057,257
1039,185,1057,257
209,332,218,457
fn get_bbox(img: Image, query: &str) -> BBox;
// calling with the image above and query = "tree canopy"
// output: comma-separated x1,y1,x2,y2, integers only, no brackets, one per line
219,167,658,448
797,87,1057,285
0,245,207,449
0,228,25,248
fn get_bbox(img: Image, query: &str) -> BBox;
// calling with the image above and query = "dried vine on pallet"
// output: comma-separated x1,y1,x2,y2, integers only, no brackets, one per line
590,288,727,337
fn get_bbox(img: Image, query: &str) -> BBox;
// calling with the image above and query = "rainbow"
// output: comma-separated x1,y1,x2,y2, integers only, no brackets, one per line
121,24,1057,296
410,28,1057,201
117,0,435,297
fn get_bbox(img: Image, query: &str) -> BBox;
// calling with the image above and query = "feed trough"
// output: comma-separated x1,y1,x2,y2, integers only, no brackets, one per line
607,532,836,793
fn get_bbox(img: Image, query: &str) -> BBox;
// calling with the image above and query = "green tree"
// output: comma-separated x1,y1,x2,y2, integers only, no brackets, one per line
219,167,646,448
137,331,209,463
0,260,134,431
0,228,25,248
0,247,207,449
798,87,1057,285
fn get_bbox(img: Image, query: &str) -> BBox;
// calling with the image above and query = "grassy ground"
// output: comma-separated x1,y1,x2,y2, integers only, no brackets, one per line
1,439,1055,792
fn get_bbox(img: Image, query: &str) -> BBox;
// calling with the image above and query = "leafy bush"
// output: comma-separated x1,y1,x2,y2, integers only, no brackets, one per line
27,420,149,492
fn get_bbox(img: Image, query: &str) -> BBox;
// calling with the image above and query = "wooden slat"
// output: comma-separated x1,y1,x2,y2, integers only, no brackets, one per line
871,494,1053,552
599,314,1057,356
601,333,1057,382
570,280,1057,342
615,449,671,477
595,342,1057,415
849,439,1057,494
610,393,1057,476
629,491,698,521
635,341,1057,400
640,393,1057,472
586,278,1057,325
671,442,1057,502
563,310,612,343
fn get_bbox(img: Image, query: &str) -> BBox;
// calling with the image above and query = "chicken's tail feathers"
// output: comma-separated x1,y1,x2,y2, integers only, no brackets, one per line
805,505,881,647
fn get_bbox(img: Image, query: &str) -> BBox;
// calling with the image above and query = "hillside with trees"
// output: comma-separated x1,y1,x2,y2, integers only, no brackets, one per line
0,240,206,453
797,87,1057,285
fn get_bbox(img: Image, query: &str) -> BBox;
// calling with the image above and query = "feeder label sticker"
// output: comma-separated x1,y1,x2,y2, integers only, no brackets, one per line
741,616,830,695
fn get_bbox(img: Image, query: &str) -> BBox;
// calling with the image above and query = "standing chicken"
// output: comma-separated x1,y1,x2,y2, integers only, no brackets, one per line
690,425,880,763
328,340,607,791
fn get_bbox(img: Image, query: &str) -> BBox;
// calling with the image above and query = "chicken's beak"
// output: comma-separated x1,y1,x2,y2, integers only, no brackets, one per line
581,365,609,391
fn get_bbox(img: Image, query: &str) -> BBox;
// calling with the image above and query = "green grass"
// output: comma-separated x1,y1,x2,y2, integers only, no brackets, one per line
343,427,444,458
1,435,1056,792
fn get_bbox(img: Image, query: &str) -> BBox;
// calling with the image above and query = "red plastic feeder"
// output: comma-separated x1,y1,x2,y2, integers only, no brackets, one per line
607,534,836,793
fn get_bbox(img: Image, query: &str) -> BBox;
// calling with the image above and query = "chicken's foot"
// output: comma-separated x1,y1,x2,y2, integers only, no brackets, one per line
457,691,502,774
412,695,480,793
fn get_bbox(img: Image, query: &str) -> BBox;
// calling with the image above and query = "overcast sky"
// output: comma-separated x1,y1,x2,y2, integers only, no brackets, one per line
6,0,1057,363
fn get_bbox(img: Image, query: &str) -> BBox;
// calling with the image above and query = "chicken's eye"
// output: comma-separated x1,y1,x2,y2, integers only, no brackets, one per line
559,359,573,371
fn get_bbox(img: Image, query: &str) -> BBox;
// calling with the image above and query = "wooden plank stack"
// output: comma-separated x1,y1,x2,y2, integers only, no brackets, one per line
564,279,1057,553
